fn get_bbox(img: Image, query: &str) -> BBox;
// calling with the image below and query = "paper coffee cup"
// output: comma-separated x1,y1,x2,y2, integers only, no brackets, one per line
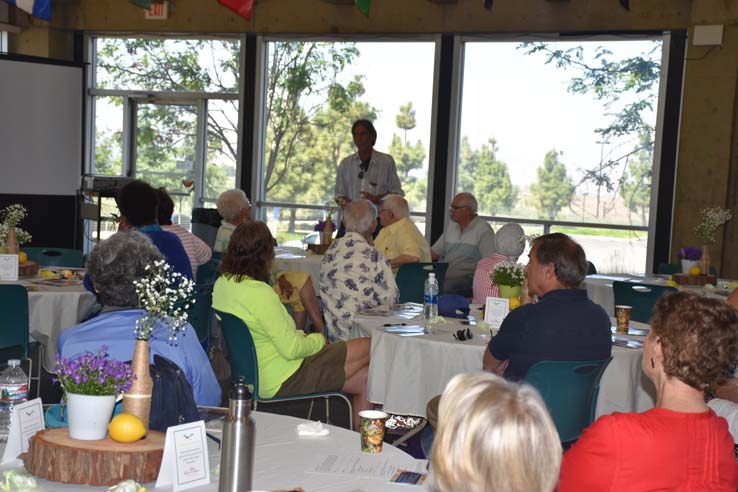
359,410,388,453
615,305,633,334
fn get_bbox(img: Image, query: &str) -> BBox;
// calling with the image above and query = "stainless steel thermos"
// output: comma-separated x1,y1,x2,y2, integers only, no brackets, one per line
219,378,255,492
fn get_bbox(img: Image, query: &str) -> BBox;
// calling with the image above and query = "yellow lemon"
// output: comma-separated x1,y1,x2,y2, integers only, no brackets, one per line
108,413,146,443
689,266,701,276
665,280,678,287
508,296,522,310
17,252,27,264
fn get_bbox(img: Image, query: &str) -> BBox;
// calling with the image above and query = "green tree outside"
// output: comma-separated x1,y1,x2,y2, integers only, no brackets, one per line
531,149,575,220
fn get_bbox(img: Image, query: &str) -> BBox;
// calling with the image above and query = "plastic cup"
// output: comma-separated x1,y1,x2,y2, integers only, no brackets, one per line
359,410,388,453
615,305,632,334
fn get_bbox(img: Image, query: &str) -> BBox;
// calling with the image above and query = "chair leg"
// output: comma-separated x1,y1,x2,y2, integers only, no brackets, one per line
325,397,331,425
306,399,315,420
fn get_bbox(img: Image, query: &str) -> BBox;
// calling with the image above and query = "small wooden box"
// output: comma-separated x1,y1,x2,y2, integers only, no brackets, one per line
672,273,717,286
18,260,39,277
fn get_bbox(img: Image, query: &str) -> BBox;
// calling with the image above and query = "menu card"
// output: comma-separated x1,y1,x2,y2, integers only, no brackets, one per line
484,297,509,330
156,420,210,491
0,255,19,281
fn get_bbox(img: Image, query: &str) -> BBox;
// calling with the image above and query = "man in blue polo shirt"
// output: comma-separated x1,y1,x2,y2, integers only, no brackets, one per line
483,232,611,378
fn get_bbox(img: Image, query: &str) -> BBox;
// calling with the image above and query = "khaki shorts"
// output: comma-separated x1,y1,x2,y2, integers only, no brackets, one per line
273,271,310,312
275,341,347,396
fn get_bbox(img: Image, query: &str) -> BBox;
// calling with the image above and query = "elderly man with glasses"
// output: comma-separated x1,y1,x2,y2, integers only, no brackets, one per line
430,192,495,297
375,194,431,274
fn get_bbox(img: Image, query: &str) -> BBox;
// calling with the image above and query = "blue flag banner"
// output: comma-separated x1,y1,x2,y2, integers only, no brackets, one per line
3,0,51,20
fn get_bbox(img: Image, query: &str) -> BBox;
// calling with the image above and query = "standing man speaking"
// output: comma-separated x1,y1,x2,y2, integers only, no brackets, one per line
335,119,403,237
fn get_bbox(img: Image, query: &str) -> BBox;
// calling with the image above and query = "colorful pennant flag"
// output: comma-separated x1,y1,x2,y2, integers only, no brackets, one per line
356,0,370,16
217,0,254,20
3,0,50,20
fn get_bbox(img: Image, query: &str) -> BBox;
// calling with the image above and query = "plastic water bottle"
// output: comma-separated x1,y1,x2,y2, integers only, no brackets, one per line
0,360,28,443
424,273,439,320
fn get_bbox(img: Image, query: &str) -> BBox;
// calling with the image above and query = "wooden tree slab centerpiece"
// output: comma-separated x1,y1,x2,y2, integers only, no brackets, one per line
21,428,165,485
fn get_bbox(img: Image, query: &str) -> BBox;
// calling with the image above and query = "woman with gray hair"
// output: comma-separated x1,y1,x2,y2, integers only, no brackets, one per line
320,200,399,341
429,372,561,492
57,231,221,406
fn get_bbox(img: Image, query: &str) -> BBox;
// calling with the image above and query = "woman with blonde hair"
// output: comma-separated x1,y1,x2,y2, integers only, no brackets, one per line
429,372,561,492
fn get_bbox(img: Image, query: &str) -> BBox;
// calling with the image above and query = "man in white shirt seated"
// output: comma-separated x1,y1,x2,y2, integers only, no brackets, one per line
431,192,495,297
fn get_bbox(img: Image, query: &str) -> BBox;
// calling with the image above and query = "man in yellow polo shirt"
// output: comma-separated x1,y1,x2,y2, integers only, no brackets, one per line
375,194,431,273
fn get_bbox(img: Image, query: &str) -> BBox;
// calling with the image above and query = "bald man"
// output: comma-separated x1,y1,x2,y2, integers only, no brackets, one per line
375,194,431,273
431,193,495,297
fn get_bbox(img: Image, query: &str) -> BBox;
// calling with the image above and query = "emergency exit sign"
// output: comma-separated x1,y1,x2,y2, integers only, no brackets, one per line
145,1,169,20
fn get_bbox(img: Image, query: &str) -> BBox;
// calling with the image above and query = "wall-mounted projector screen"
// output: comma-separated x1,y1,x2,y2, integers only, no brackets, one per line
0,55,83,195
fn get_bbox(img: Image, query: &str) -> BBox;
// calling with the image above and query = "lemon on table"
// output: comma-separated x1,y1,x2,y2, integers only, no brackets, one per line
108,413,146,443
17,251,27,264
508,296,522,310
689,265,701,276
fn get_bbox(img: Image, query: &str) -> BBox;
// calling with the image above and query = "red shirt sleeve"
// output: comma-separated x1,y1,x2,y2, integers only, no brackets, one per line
557,415,619,492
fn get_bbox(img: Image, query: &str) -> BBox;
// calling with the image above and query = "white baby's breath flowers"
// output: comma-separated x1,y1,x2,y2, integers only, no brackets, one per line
491,261,526,286
134,260,195,343
1,204,28,227
695,207,732,244
0,224,32,245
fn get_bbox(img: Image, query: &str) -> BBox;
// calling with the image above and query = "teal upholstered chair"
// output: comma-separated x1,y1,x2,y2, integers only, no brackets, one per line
396,262,449,303
22,247,84,268
524,358,612,443
612,281,678,323
186,283,213,349
196,258,221,285
0,285,29,360
214,309,352,429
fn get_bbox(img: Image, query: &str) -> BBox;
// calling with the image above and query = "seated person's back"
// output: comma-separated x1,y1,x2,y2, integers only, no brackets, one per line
60,230,219,406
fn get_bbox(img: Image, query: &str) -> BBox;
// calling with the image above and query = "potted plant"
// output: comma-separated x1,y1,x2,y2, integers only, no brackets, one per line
677,246,701,274
0,204,32,254
491,261,526,299
128,260,195,429
694,207,732,275
54,347,132,440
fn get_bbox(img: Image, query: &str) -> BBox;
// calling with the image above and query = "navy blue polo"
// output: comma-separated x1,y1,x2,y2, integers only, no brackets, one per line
488,288,612,380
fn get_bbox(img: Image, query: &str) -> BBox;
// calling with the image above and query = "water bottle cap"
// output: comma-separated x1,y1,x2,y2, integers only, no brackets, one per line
7,360,20,367
428,273,435,278
230,377,253,401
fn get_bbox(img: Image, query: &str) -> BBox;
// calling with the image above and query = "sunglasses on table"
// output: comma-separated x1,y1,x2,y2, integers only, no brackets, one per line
453,328,473,341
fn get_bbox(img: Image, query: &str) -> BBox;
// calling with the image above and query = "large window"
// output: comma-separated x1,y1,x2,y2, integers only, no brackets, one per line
456,38,664,273
86,36,241,238
256,40,436,245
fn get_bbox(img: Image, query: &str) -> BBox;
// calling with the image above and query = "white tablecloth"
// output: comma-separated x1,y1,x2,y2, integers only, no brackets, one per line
1,278,97,371
3,411,425,492
274,248,323,291
352,310,656,419
583,274,733,316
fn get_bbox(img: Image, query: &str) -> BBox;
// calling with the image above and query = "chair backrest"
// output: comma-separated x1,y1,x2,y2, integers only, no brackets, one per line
22,247,84,268
213,309,260,396
396,262,449,303
586,261,597,275
657,262,717,276
612,281,678,323
186,283,213,347
524,358,611,443
0,285,29,359
196,258,221,285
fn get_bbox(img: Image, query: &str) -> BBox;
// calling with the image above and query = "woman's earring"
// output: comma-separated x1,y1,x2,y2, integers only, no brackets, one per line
650,358,655,369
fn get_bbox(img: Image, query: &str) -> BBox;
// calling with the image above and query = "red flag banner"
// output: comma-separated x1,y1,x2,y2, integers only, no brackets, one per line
217,0,254,20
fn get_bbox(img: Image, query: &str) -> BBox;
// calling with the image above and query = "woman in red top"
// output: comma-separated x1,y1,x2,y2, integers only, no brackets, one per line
558,291,738,492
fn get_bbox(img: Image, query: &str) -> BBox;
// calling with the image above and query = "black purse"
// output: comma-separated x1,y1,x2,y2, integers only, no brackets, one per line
148,355,200,432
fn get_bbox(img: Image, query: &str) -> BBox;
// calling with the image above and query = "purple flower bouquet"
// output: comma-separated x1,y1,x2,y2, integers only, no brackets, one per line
314,219,336,232
677,246,701,261
54,346,133,396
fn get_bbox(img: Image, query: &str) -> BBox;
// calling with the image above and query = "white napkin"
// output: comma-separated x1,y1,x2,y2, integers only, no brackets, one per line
296,420,330,438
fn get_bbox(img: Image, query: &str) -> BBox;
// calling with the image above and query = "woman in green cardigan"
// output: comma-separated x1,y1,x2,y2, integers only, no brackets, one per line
212,220,372,430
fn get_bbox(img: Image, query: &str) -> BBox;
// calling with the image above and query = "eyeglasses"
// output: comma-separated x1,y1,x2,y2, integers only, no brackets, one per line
448,204,469,211
453,328,473,341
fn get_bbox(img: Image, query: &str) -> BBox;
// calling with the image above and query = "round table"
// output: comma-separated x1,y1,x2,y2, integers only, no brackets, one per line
2,411,424,492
